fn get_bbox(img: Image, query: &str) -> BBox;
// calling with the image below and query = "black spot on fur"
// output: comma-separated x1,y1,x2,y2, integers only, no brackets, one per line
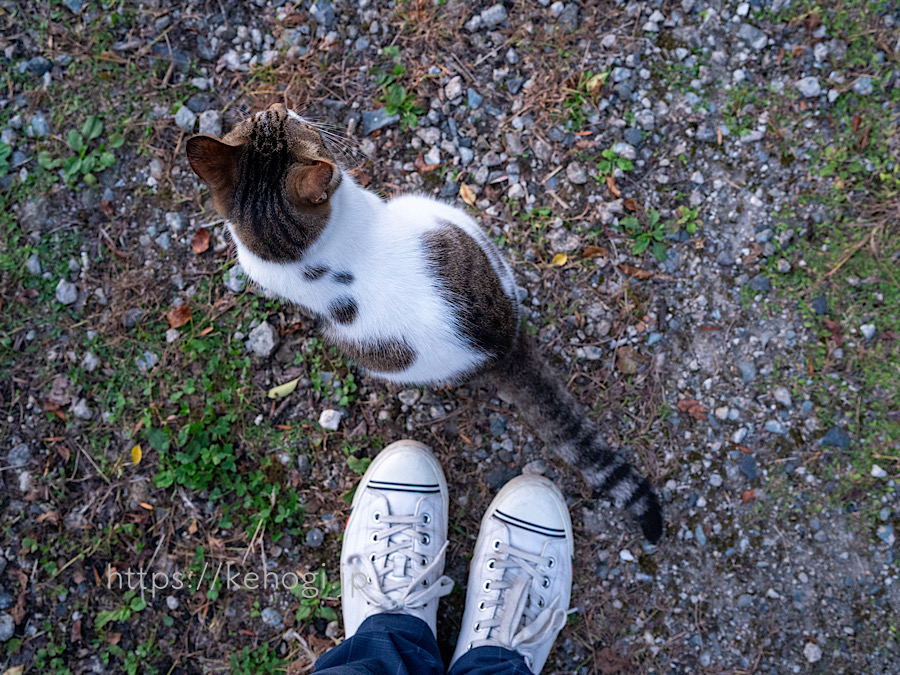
333,271,354,284
304,265,329,281
329,297,358,325
423,222,517,362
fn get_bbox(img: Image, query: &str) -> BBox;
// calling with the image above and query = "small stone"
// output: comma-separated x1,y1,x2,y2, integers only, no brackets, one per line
624,127,643,146
82,352,99,372
7,444,30,468
319,409,341,431
325,620,341,639
777,259,791,273
736,23,767,50
489,415,507,436
28,56,52,76
175,106,197,132
619,549,635,562
715,406,729,420
870,464,887,479
738,361,757,382
361,108,400,136
566,162,587,185
29,111,50,137
309,0,335,27
556,3,579,31
480,3,508,27
612,67,632,83
860,323,875,340
198,110,222,137
820,427,851,450
136,351,159,372
55,279,78,305
306,527,325,547
876,524,896,545
0,613,14,643
297,454,311,476
737,594,754,608
444,76,463,100
803,642,823,664
612,142,637,160
765,420,785,435
796,77,822,98
748,274,771,292
467,88,483,109
165,212,185,232
26,253,42,275
635,109,654,130
261,607,283,627
739,455,757,480
690,171,704,185
72,398,92,421
166,596,179,610
852,77,873,95
522,459,548,475
224,265,247,293
246,322,279,358
122,307,144,330
773,387,792,408
811,295,827,315
709,474,723,487
694,524,707,546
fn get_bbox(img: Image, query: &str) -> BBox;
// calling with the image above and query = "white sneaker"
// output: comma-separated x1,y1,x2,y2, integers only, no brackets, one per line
450,475,574,674
340,440,454,638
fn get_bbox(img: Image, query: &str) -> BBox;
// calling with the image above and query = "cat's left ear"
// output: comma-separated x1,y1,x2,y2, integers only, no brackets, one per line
286,160,335,207
186,136,241,192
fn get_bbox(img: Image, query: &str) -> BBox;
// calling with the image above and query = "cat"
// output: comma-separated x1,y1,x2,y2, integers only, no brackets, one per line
186,103,664,543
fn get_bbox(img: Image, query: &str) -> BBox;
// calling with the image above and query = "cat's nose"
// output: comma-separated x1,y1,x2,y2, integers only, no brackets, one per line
267,102,286,114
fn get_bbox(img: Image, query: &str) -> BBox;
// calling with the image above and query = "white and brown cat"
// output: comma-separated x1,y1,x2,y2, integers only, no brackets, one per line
186,104,663,542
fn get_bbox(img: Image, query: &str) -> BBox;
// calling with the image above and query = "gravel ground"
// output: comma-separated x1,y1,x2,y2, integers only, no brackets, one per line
1,0,899,673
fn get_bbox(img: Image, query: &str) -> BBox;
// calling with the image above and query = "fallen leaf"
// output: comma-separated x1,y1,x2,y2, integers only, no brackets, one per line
582,245,608,259
192,228,210,254
56,445,71,462
618,264,654,280
106,632,121,646
823,317,844,347
585,71,608,96
717,125,723,145
42,400,67,422
858,124,871,151
851,113,862,134
459,182,477,206
616,346,640,375
165,304,192,329
551,253,568,267
71,619,82,643
188,519,198,535
268,376,302,399
4,666,25,675
11,569,27,624
623,198,642,211
36,510,59,524
413,152,440,173
605,174,621,198
131,444,142,466
677,398,708,422
138,502,154,510
349,167,371,187
741,489,756,504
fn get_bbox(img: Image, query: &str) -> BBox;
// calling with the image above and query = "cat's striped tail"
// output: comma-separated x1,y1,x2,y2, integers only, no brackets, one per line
487,331,664,543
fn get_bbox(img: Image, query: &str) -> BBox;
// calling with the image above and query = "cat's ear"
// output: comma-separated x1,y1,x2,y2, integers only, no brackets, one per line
286,160,335,207
186,136,241,192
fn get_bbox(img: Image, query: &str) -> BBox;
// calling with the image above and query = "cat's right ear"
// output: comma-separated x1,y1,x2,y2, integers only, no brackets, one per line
186,136,241,193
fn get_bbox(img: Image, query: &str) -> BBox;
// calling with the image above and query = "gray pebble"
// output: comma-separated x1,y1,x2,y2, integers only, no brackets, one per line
198,110,222,137
25,253,42,275
306,528,324,547
260,607,283,627
747,274,771,292
764,420,785,435
820,427,851,450
738,361,757,382
7,443,31,467
246,322,279,358
362,108,400,136
224,265,247,293
55,279,78,305
467,88,483,109
876,524,895,545
796,77,822,98
122,307,144,330
694,524,707,546
136,351,159,372
811,295,827,315
480,3,508,28
773,387,792,408
739,454,757,480
852,77,873,95
175,106,197,133
0,613,13,642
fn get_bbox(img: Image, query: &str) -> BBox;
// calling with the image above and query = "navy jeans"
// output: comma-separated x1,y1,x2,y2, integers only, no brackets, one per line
314,614,532,675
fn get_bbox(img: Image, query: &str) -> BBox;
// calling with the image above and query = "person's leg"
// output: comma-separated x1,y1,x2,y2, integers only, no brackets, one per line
314,613,443,675
313,440,455,675
448,475,574,675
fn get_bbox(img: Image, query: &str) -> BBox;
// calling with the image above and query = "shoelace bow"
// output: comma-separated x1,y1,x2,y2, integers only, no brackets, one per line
347,513,453,612
470,541,566,662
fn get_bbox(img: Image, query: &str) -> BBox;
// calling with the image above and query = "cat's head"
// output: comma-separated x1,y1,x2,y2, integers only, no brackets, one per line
186,103,341,262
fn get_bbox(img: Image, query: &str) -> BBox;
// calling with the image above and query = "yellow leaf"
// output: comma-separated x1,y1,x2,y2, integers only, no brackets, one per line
551,253,568,267
5,666,25,675
267,376,301,399
131,444,142,466
459,183,477,207
585,71,609,95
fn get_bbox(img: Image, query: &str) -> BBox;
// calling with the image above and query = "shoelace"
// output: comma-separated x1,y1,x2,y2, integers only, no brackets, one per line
346,513,453,612
469,541,566,664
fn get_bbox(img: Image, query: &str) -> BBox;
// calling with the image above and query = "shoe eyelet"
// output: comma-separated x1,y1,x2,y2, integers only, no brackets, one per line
546,557,556,569
422,513,431,524
474,622,481,633
421,533,431,545
423,603,428,608
478,601,486,611
372,511,381,522
486,558,496,570
542,576,550,588
369,553,377,562
537,597,545,608
422,579,429,587
482,580,492,592
371,533,379,542
467,643,473,651
421,556,428,565
491,539,502,551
